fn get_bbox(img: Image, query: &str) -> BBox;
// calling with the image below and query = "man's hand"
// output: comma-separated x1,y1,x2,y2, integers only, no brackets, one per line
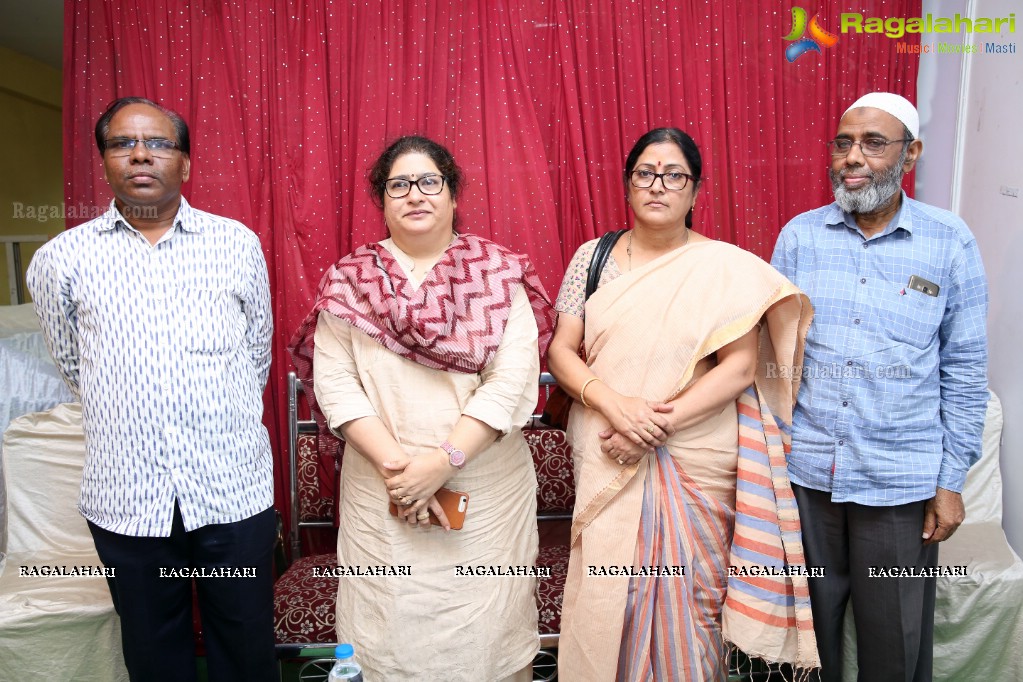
922,487,965,545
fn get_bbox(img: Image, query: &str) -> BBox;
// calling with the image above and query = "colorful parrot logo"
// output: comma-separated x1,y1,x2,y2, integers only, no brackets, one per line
784,7,839,62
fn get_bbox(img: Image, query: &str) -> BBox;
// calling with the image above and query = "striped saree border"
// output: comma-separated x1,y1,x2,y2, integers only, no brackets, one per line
723,387,820,671
617,447,733,681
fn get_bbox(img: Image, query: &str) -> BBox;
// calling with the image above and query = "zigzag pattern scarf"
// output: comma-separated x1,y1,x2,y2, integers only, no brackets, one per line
289,233,555,421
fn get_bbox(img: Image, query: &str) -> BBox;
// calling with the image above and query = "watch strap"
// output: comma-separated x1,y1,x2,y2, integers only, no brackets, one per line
440,440,466,469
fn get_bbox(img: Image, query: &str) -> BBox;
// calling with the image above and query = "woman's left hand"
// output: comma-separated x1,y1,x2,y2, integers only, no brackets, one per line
393,493,453,530
384,451,450,514
598,429,652,466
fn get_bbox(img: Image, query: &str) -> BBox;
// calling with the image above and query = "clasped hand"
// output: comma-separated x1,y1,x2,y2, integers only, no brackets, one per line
599,395,674,466
382,453,453,529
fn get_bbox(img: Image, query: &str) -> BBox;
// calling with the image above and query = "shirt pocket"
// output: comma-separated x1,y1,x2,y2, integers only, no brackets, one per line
175,287,243,353
886,288,945,349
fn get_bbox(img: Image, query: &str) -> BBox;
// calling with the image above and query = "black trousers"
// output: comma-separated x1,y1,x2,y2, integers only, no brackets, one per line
793,484,938,682
88,504,279,682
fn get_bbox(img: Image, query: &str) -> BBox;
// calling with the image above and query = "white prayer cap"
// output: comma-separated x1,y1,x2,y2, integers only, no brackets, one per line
843,92,919,139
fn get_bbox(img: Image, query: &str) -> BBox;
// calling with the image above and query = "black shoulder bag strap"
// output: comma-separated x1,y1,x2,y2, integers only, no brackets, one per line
538,230,626,429
585,229,628,300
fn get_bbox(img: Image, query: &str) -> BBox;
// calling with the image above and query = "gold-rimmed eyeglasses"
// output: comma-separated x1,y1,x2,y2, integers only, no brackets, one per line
828,137,910,157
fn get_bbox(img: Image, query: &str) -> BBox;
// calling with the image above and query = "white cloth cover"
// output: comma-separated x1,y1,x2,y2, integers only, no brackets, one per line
0,332,75,442
842,393,1023,679
0,304,75,555
0,303,43,337
0,403,128,680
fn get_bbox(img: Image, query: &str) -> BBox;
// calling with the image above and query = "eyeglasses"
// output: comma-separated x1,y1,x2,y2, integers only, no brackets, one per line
104,137,180,157
629,169,696,191
828,137,909,157
384,174,447,199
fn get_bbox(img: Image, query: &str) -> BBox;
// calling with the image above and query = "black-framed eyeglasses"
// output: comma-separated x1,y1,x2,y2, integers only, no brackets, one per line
104,137,180,157
384,174,447,198
628,169,695,191
828,137,909,157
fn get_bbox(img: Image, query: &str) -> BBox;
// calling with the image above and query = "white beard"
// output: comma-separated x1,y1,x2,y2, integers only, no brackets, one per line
830,147,907,215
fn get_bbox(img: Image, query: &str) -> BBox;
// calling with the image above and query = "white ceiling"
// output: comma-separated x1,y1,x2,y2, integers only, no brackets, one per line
0,0,63,70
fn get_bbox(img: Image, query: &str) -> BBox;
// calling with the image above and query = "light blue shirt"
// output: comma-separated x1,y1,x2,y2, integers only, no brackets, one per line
27,197,273,535
771,193,988,506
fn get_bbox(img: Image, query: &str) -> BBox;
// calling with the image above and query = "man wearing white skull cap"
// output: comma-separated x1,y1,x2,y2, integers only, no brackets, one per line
771,93,989,681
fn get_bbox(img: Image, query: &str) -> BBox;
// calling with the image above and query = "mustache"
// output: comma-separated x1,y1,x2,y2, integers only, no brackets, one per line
839,168,874,180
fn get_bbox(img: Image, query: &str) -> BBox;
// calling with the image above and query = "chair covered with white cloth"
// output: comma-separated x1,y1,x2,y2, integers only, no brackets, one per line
0,303,75,555
0,403,128,680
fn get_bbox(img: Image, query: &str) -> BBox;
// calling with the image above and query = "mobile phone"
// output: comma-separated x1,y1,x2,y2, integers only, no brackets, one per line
389,487,470,530
907,275,940,297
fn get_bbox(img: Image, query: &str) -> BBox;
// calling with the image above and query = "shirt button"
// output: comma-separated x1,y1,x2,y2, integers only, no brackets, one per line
853,318,861,325
860,278,866,284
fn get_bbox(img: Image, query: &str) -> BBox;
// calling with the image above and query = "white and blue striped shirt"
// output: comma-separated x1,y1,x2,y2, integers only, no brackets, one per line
27,197,273,535
772,194,988,506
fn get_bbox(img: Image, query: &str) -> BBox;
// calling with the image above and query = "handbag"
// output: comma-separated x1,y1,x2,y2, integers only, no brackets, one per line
540,229,627,429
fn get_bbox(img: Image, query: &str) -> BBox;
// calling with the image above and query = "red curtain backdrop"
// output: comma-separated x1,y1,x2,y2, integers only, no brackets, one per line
64,0,921,535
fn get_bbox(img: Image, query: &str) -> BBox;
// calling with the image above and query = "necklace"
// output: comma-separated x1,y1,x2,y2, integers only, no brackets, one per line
627,228,689,271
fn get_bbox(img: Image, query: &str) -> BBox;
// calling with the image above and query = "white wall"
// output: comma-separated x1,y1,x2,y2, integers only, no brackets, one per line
915,0,967,211
919,0,1023,552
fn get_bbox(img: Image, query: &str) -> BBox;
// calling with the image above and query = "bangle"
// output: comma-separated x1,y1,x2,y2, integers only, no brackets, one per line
580,377,603,408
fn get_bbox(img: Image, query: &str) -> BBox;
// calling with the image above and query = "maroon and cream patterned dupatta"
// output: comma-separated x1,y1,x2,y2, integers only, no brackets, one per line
289,233,555,426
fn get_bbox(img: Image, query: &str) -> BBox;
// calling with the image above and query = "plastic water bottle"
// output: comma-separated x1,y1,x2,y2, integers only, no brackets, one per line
327,643,364,681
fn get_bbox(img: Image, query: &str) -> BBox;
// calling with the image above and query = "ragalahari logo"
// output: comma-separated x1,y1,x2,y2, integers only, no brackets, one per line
784,7,839,61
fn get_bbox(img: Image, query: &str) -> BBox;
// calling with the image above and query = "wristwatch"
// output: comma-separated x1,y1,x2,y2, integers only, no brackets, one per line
440,440,466,469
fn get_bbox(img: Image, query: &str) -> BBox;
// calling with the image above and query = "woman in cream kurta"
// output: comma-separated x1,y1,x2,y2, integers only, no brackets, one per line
312,244,541,681
290,136,555,681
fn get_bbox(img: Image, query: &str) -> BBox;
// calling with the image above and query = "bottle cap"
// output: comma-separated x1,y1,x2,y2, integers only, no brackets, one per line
335,643,354,659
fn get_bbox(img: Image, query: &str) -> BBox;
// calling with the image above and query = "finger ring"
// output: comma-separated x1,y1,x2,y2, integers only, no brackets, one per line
617,458,625,465
417,512,430,521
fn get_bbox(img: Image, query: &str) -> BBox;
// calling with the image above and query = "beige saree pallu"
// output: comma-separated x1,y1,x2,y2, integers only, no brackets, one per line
557,241,819,681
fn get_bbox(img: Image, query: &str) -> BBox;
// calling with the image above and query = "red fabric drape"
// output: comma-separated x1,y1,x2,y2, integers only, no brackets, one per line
64,0,921,539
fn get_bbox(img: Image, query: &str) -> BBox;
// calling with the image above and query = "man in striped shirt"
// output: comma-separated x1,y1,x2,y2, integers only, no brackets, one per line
28,98,277,682
771,93,988,681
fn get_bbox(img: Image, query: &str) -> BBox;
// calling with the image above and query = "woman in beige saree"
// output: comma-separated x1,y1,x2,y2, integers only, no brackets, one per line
549,128,819,681
289,136,556,681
